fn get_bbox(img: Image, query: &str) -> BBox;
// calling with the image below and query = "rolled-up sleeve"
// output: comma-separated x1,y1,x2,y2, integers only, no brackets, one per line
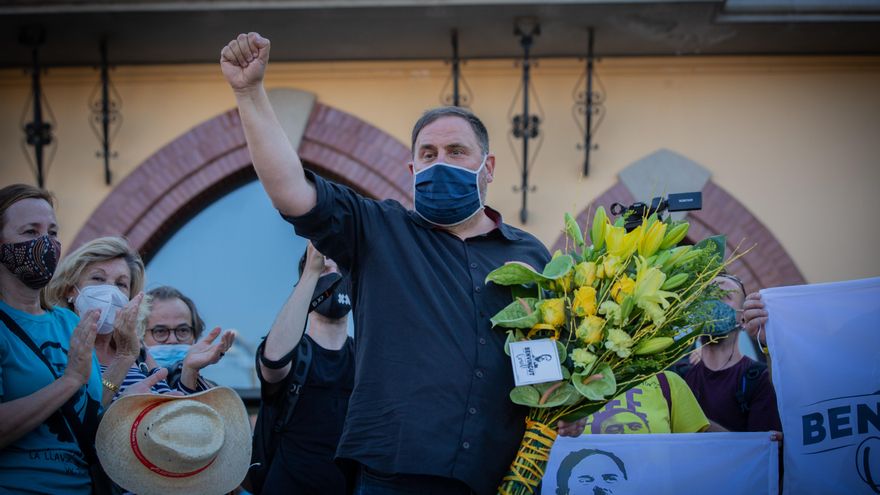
280,170,376,274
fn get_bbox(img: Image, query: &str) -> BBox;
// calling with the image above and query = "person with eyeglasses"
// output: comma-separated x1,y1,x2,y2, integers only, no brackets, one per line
680,273,782,432
143,286,235,392
46,236,224,401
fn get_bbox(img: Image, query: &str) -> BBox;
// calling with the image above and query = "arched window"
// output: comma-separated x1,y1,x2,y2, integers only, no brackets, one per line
145,179,352,391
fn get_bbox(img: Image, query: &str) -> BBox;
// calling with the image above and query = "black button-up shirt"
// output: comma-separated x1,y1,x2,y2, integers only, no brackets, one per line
283,172,550,495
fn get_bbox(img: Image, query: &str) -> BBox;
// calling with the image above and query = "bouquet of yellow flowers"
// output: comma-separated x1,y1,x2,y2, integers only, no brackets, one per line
487,208,733,495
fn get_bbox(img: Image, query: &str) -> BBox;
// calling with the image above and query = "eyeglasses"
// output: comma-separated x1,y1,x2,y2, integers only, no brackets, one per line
147,325,194,343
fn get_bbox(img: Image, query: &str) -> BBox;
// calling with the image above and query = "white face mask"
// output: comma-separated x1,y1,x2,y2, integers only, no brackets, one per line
74,284,129,335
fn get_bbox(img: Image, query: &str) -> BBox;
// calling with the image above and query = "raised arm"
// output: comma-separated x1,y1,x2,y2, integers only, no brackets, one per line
259,243,324,383
220,32,317,217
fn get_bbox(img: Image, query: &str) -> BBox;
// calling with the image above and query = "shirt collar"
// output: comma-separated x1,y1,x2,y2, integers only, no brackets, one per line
409,206,521,241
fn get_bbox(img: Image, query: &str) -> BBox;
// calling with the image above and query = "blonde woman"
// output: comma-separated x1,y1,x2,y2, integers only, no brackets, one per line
45,236,214,400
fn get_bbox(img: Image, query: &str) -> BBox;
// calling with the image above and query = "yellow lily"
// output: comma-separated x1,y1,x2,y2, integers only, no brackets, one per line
610,275,635,305
633,256,678,326
538,298,566,327
571,286,598,317
638,220,667,258
602,255,623,278
605,224,640,259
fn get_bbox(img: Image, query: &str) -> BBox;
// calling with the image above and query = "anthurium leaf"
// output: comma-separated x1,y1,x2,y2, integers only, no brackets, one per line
542,255,575,280
490,298,541,328
510,385,541,407
533,383,577,408
486,262,546,286
511,283,540,300
572,363,617,400
503,329,526,356
556,340,568,363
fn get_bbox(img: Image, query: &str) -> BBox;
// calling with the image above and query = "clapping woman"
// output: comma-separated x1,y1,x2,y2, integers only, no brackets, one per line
0,184,103,494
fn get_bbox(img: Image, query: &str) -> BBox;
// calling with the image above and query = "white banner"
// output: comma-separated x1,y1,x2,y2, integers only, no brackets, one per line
764,276,880,495
542,433,778,495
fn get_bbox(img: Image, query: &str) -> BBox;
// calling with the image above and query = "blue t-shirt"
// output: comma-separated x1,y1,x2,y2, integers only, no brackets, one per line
0,300,103,495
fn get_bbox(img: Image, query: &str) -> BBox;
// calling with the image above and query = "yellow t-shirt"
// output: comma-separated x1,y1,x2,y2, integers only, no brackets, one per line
583,371,708,434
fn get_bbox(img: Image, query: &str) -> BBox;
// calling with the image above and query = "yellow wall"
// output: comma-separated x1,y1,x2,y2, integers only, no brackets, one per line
1,56,879,284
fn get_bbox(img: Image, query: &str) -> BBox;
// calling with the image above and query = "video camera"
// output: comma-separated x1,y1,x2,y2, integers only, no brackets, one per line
610,192,702,232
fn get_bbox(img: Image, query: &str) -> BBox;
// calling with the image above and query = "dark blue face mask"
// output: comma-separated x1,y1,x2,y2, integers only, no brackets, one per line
413,157,486,227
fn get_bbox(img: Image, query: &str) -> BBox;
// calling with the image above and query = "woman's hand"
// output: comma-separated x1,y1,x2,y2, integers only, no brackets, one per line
113,292,144,360
183,327,236,372
121,368,171,396
62,310,99,387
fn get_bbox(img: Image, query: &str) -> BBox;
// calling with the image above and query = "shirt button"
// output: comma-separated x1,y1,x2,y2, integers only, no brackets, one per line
470,262,477,269
479,337,487,345
469,407,477,415
462,441,471,449
475,286,482,293
475,369,484,378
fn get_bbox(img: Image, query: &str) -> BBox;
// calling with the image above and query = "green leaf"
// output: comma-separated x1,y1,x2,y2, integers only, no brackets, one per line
542,255,575,280
556,340,568,363
486,262,545,286
510,385,541,407
510,284,540,300
619,295,635,322
695,235,727,260
490,298,541,328
503,329,526,356
572,363,617,400
533,383,577,408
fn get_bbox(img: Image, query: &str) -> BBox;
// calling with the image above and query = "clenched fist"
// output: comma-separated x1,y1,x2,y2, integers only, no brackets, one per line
220,32,271,92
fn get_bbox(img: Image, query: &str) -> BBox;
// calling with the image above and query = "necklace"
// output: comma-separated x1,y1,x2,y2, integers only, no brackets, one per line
719,342,737,370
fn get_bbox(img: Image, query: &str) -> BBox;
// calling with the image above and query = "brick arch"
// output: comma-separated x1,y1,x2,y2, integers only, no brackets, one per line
72,102,413,260
552,180,805,293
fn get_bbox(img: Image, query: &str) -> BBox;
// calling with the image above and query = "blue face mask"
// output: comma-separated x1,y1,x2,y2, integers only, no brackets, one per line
698,299,740,338
413,156,486,227
147,344,190,369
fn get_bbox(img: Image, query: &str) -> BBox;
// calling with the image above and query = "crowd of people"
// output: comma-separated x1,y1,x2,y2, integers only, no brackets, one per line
0,31,785,495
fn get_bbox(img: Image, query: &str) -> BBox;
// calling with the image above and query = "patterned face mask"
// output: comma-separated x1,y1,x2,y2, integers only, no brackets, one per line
0,235,61,290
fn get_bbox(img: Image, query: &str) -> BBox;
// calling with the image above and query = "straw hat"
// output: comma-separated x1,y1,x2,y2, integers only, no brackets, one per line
96,386,251,495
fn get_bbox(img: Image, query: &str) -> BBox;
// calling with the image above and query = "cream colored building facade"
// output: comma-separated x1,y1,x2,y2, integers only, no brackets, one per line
2,54,879,285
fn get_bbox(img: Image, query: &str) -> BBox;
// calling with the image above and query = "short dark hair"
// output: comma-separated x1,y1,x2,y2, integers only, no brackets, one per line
146,286,206,341
410,106,489,156
556,448,628,495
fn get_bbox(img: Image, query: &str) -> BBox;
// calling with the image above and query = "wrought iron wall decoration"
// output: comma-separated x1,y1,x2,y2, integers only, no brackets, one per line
19,26,56,188
89,37,122,185
572,27,605,177
508,18,544,224
440,29,473,107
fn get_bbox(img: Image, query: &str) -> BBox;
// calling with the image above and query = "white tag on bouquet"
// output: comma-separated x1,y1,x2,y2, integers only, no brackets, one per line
509,338,563,386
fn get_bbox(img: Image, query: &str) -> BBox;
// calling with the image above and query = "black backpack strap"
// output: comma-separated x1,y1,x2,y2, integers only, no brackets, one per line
656,372,673,421
669,359,693,378
0,309,101,465
736,360,768,413
277,337,313,432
